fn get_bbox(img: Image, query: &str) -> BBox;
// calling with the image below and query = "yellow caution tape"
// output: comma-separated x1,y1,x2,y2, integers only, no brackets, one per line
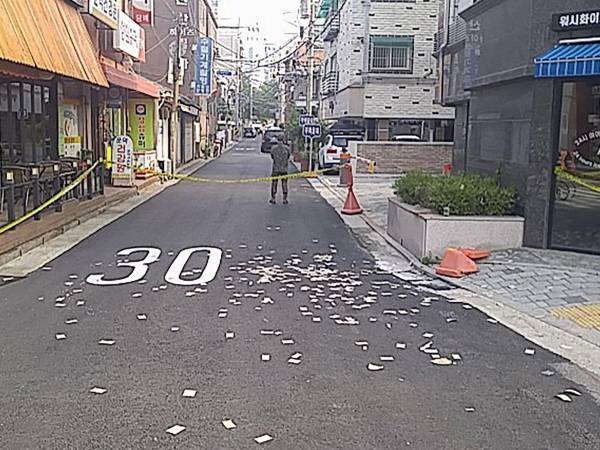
154,166,338,184
555,167,600,194
0,160,101,236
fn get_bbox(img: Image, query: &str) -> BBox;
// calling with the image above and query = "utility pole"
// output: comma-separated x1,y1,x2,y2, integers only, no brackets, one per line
170,14,187,175
249,81,253,123
306,0,315,170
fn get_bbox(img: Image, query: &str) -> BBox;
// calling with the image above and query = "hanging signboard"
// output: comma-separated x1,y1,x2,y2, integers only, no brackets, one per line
194,37,213,96
112,135,134,187
114,11,146,62
552,10,600,31
303,123,322,138
128,99,155,151
131,0,154,25
88,0,121,30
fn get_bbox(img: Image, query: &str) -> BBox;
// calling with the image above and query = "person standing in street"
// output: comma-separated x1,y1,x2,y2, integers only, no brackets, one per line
269,136,291,205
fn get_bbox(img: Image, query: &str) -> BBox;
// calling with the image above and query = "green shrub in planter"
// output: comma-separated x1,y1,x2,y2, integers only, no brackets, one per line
394,172,516,216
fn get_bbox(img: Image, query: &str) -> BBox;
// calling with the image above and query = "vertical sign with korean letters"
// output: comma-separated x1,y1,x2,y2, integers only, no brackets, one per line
114,11,145,62
88,0,121,29
131,0,154,25
112,136,134,187
195,38,213,96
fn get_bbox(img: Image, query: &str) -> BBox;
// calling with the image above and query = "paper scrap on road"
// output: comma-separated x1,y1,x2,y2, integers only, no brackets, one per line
225,331,235,339
396,342,407,349
254,434,273,444
55,333,67,340
137,314,147,321
182,389,197,398
98,339,115,345
464,407,476,412
65,319,78,325
171,326,180,332
524,348,535,356
90,387,107,395
367,363,384,371
222,419,237,430
261,354,271,361
166,424,186,435
541,370,555,377
555,393,572,403
380,356,394,362
563,389,582,397
431,358,453,366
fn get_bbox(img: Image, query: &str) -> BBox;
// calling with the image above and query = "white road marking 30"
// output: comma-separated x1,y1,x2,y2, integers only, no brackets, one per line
86,247,222,286
165,247,223,286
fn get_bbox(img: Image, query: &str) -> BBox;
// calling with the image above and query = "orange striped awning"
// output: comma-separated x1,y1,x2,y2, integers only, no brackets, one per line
0,0,108,87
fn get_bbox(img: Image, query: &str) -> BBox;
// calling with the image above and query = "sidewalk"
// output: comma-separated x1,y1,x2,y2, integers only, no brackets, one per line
314,173,600,375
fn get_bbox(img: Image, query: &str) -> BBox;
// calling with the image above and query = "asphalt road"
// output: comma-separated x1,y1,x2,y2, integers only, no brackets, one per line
0,138,599,449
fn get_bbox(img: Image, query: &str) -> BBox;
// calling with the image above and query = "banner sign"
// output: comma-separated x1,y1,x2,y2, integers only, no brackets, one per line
114,11,145,62
112,135,134,186
131,0,154,25
552,10,600,31
194,38,213,96
59,102,82,158
128,99,155,151
88,0,121,30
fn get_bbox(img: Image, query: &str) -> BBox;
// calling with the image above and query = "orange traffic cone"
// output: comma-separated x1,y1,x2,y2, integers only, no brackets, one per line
436,248,479,278
458,248,491,261
341,163,363,215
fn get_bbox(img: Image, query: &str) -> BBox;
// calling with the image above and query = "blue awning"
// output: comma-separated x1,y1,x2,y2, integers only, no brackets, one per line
535,43,600,78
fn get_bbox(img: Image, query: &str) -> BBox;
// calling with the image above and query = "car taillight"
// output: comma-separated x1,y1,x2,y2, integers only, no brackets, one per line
326,147,337,154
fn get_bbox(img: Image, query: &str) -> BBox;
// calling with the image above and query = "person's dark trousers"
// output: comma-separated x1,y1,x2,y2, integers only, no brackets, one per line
271,172,288,200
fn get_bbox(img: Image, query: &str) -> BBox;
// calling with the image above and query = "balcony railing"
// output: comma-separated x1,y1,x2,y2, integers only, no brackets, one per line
321,72,339,97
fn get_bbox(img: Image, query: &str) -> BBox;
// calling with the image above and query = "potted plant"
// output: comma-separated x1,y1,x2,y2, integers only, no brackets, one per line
388,172,524,259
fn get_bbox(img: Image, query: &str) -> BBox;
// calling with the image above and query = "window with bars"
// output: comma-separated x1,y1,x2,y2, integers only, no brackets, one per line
369,36,414,73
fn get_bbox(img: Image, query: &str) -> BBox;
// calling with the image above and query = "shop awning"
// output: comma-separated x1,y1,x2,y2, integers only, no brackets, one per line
0,0,108,87
102,63,161,98
535,43,600,78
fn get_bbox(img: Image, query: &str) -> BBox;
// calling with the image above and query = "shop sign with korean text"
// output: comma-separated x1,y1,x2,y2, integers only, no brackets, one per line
195,38,213,96
131,0,154,25
552,10,600,31
114,11,146,62
89,0,121,29
128,99,155,151
112,135,134,186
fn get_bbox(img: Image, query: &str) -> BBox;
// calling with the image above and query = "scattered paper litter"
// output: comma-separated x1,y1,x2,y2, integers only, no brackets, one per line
137,314,147,321
422,332,434,339
464,407,476,413
524,348,536,356
90,387,107,395
563,388,582,397
225,331,235,339
261,354,271,361
76,300,85,307
541,370,555,377
166,424,186,435
379,356,395,362
395,342,407,349
65,319,78,325
131,292,143,298
222,419,237,430
182,389,197,398
555,393,572,403
431,358,453,366
254,434,273,444
281,339,295,345
171,326,180,332
367,363,384,372
55,333,67,341
451,353,462,361
98,339,115,346
487,318,499,324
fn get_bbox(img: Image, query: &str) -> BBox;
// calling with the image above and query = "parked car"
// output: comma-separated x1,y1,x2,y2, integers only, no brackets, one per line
261,127,285,153
391,134,422,142
318,134,363,171
243,127,257,138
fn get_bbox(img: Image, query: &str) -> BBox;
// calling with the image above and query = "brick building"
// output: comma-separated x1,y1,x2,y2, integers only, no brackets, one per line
318,0,454,141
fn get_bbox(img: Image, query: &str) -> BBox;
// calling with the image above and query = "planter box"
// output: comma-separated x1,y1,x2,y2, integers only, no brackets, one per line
387,197,524,260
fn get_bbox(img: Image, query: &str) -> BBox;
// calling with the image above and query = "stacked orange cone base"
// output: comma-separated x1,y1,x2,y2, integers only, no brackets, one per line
436,248,489,278
341,186,363,215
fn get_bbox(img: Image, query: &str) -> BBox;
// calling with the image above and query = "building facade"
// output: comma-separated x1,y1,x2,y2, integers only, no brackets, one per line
319,0,454,141
453,0,600,253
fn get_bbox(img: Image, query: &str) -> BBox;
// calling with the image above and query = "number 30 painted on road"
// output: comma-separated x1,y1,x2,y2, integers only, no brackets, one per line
86,247,223,286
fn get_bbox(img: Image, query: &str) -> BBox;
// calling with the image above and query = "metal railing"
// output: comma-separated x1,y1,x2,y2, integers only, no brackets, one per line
323,14,340,42
0,160,105,230
321,72,339,97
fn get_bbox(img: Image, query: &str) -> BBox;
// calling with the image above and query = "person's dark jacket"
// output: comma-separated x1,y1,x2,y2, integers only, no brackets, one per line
271,143,291,174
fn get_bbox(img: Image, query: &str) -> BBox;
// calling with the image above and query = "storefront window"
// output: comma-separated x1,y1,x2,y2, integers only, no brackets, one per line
551,80,600,252
0,81,54,164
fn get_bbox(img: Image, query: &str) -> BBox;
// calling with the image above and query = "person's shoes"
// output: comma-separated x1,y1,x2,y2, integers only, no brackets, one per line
269,199,276,204
283,199,289,205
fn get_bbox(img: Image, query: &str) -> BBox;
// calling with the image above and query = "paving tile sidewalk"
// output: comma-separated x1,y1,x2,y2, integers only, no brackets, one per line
318,173,600,350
